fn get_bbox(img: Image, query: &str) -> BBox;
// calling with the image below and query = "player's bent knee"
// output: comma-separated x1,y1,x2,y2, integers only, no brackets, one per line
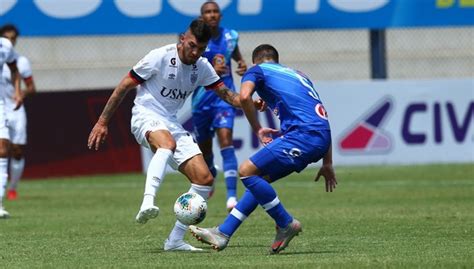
238,160,257,178
192,172,214,186
0,140,10,158
147,131,177,151
11,145,24,160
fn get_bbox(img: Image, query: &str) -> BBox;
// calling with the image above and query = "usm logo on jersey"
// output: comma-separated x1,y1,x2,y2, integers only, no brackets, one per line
338,97,393,154
160,86,188,100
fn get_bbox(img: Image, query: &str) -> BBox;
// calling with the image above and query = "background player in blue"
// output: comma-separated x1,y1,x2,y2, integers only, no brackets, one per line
192,1,248,211
190,44,338,254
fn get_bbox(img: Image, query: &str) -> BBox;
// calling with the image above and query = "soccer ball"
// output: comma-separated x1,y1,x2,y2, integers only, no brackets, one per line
173,192,207,225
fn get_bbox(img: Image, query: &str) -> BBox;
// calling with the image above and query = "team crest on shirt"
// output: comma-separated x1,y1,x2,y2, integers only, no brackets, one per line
190,73,198,84
212,54,225,66
168,73,176,80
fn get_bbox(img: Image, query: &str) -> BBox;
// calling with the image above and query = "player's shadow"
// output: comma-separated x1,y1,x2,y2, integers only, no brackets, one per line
277,250,337,255
146,249,213,254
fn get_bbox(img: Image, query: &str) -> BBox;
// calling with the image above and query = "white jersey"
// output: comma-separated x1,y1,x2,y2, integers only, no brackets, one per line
0,37,17,99
2,54,32,107
132,43,220,120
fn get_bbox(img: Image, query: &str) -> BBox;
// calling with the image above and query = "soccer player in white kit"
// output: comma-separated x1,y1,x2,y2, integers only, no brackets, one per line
0,36,23,218
1,24,36,200
88,19,260,251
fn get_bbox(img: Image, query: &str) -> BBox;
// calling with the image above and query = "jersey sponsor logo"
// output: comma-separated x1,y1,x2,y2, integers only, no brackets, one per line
160,86,188,100
315,103,328,120
338,98,392,154
168,73,176,80
170,57,176,66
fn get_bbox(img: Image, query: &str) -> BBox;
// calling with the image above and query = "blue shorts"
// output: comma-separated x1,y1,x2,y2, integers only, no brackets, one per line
192,107,236,143
250,128,331,181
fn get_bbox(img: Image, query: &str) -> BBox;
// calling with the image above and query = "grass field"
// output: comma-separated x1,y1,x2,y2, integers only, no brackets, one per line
1,164,473,268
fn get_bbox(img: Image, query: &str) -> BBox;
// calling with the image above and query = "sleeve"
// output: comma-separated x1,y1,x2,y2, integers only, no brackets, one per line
5,46,17,65
241,65,264,87
17,56,33,79
131,48,162,83
229,29,239,52
200,58,221,89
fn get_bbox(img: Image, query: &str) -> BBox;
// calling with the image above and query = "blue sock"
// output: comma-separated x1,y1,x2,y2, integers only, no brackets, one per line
204,154,217,178
241,175,293,228
221,146,238,199
218,190,258,237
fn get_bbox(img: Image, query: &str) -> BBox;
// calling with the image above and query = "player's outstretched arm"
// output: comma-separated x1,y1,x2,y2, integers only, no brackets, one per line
315,144,337,192
213,82,266,111
8,61,23,111
213,83,241,107
240,81,277,145
87,75,138,150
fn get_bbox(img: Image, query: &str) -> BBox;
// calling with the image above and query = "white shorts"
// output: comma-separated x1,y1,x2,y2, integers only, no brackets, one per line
131,105,201,169
0,99,8,140
6,105,27,145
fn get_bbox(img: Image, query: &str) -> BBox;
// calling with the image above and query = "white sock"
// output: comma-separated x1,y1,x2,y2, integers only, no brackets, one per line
8,158,24,190
140,148,173,210
167,184,213,242
188,183,213,200
0,158,8,207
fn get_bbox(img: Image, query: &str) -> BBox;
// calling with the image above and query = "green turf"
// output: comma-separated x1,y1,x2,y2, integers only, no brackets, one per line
1,164,473,268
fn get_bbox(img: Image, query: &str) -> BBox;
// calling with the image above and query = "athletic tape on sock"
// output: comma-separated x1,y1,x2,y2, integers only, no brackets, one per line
262,197,280,211
230,208,247,221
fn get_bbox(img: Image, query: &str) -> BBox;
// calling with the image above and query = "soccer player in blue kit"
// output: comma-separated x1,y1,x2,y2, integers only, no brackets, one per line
190,44,338,254
191,1,248,211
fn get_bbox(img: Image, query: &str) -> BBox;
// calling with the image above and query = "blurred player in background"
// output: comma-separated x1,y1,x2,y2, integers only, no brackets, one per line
88,19,262,251
190,44,337,254
192,1,247,211
1,24,36,200
0,34,23,218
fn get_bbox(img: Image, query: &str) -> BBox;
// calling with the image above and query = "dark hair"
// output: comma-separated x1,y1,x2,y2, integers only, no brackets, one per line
252,44,279,63
189,19,211,43
200,1,219,15
0,24,19,37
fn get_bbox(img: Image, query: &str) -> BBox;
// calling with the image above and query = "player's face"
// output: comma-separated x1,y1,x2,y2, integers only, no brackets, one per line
179,31,208,65
201,3,221,28
3,30,17,46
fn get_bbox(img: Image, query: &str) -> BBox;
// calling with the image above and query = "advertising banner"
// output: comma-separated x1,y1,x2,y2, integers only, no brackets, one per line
2,0,473,36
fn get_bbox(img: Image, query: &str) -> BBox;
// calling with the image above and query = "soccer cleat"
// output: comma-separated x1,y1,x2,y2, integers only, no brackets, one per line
189,226,229,251
7,189,17,200
270,218,302,254
135,206,159,224
226,197,237,212
0,207,10,219
164,239,203,251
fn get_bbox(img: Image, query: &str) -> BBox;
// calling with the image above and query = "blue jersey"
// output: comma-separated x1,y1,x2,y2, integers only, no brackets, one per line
192,27,239,112
242,63,330,133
